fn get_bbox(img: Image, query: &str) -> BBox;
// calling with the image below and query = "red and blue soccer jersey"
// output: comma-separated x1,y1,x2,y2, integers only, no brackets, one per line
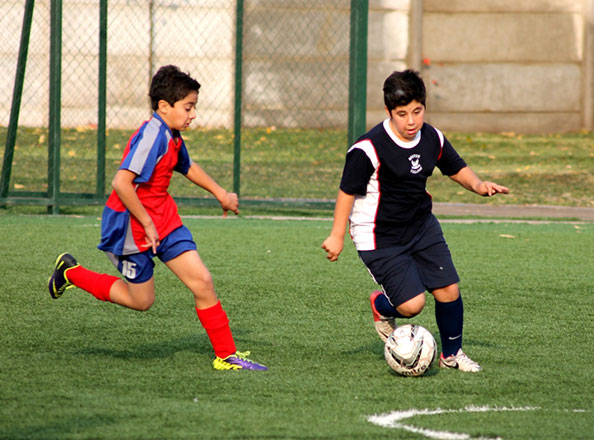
98,113,192,256
340,120,466,251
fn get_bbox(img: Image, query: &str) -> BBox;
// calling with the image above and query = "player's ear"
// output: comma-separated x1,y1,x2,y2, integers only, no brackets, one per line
384,106,392,118
157,99,171,114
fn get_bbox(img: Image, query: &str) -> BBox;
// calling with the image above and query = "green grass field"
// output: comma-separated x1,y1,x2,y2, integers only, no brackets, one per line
1,215,592,439
2,127,594,209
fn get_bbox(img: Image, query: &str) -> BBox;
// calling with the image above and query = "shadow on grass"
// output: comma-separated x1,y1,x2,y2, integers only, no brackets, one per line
0,415,117,440
71,328,268,360
73,334,212,359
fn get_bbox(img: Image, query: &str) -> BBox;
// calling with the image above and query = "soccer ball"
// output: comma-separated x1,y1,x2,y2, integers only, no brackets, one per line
384,324,437,377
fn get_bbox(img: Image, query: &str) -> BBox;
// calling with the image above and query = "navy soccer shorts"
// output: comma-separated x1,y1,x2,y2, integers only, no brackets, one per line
358,215,460,308
105,225,197,283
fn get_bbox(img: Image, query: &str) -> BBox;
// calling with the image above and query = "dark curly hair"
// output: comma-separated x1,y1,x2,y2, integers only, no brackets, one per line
149,65,201,111
383,69,426,111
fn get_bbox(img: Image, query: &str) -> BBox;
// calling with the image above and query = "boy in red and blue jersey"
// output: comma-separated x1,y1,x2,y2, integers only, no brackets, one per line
49,65,267,371
322,70,508,372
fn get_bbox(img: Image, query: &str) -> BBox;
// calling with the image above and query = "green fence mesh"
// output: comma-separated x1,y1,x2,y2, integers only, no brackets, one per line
1,0,361,210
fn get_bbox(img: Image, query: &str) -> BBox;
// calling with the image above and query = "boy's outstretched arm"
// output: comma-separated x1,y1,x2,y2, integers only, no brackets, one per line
184,162,239,216
449,166,509,197
321,190,355,262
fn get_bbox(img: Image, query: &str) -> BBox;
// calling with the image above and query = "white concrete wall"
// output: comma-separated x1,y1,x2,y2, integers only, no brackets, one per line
1,0,592,133
418,0,589,133
366,0,411,124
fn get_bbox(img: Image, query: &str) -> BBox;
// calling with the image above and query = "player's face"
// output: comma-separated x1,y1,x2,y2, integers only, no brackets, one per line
386,100,425,142
159,91,198,131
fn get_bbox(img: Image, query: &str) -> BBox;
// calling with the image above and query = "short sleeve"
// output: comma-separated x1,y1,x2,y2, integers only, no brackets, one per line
339,142,377,195
174,139,192,175
120,123,166,183
437,136,466,176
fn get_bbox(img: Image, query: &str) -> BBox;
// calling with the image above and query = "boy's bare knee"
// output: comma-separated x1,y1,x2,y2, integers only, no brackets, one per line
432,283,460,302
127,291,155,311
134,297,155,311
396,293,425,317
191,272,214,293
201,272,214,288
396,305,422,318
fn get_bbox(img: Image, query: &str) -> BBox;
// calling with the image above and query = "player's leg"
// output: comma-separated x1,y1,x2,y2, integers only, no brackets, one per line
360,247,427,341
372,290,425,317
49,252,119,302
165,250,267,370
160,226,267,370
163,248,218,309
431,284,480,372
48,252,157,311
431,283,463,356
394,293,425,317
104,251,157,310
108,277,155,311
164,249,229,354
368,290,398,341
415,216,481,372
431,283,482,373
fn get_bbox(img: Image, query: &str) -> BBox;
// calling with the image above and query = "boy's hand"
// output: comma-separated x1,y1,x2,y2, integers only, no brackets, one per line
321,235,344,262
142,222,160,254
478,181,509,197
449,167,509,198
220,191,240,217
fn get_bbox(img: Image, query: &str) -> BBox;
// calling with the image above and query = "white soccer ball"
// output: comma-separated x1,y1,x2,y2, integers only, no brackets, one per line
384,324,437,377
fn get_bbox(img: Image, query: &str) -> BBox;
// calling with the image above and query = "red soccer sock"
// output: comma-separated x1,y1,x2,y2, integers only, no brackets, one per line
65,265,119,302
195,301,237,359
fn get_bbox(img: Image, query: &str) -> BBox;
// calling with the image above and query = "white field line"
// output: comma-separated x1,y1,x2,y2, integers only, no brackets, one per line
367,406,540,440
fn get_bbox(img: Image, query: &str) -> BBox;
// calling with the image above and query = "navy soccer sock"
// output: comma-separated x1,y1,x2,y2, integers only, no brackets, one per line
374,292,406,318
434,295,464,357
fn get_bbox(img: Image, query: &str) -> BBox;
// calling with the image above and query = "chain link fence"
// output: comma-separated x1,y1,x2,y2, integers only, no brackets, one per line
1,0,359,210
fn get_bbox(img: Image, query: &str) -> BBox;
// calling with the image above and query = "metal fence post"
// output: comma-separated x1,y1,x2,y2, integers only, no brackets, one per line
233,0,244,197
48,0,63,214
347,0,368,148
97,0,108,199
1,0,35,201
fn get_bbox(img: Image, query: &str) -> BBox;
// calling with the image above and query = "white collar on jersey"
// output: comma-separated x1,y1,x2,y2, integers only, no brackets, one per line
383,118,421,149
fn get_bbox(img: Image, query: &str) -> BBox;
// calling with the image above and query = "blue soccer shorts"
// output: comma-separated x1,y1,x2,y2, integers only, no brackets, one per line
358,215,460,308
105,225,197,283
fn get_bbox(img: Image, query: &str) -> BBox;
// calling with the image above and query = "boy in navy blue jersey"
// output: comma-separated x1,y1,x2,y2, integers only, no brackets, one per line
322,69,508,372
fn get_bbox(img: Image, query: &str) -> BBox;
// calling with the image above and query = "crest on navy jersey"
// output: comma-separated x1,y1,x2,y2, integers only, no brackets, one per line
408,154,422,174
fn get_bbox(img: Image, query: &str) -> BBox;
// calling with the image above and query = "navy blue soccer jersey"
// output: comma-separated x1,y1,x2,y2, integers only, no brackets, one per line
340,120,466,250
